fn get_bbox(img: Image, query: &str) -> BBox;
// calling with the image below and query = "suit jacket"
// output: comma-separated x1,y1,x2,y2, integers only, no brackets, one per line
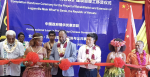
49,41,77,76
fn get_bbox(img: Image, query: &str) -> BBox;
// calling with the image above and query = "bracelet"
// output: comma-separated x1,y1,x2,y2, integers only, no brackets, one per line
44,58,48,60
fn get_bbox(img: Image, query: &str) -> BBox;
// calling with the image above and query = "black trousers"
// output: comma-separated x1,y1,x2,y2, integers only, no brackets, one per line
20,66,26,77
148,71,150,77
78,67,97,77
52,67,72,77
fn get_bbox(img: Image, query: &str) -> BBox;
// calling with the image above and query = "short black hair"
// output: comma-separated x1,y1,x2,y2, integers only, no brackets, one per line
87,33,96,40
93,33,98,41
48,31,56,36
59,30,67,35
17,32,25,38
109,38,126,52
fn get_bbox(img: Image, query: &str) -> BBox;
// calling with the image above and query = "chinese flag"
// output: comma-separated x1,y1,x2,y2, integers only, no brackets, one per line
124,5,136,77
119,2,142,19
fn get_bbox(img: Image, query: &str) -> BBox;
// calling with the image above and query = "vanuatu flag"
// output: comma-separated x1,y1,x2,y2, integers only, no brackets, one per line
0,0,9,42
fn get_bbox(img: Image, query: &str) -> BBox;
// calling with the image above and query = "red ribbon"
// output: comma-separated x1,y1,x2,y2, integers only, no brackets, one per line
0,60,9,65
0,59,147,69
39,60,59,63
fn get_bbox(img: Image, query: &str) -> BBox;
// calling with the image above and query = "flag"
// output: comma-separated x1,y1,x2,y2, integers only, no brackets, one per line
0,0,9,42
137,21,149,53
119,2,142,19
145,0,150,53
123,5,136,77
124,0,145,4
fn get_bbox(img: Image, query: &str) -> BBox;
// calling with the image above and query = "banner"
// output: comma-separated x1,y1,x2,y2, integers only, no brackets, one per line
7,0,144,76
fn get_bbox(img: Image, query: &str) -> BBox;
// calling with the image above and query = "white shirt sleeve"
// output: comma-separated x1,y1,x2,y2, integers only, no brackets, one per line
95,47,101,63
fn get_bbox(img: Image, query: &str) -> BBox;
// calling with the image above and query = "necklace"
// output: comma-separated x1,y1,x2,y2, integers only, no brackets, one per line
57,38,69,57
3,39,18,53
136,50,146,66
49,41,55,51
31,47,42,54
85,45,96,62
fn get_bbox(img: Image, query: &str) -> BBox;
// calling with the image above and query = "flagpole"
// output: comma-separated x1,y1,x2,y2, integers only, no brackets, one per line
124,5,136,77
130,5,137,42
0,0,6,30
6,0,9,30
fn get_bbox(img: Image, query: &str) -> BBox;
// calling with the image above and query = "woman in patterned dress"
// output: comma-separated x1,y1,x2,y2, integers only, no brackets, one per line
23,33,51,77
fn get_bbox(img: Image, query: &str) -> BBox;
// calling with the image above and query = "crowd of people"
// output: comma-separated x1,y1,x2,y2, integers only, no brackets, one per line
0,30,150,77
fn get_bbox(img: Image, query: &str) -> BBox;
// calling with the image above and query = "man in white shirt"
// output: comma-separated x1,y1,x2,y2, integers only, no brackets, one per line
0,30,25,77
77,33,101,77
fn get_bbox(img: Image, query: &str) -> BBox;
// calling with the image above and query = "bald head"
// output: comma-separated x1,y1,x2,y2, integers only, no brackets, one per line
59,30,67,43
